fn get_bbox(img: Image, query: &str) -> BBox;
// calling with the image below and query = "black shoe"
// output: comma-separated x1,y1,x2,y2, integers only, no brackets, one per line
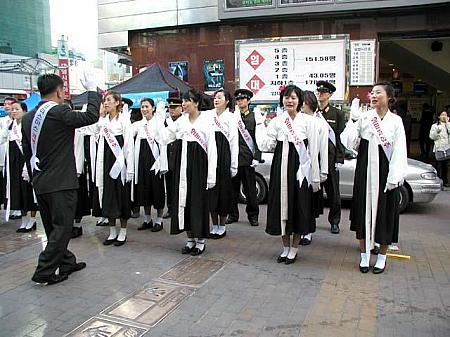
103,236,117,246
151,222,163,232
215,231,226,239
285,254,297,265
72,227,83,238
16,227,27,233
32,273,68,285
371,246,380,255
163,211,171,219
191,245,205,256
249,218,259,227
359,265,370,273
181,244,195,254
373,264,386,274
209,232,218,239
225,217,238,225
330,224,340,234
61,262,86,275
96,219,109,227
21,222,37,233
114,237,127,246
300,237,312,246
277,255,287,263
137,220,153,231
10,214,22,220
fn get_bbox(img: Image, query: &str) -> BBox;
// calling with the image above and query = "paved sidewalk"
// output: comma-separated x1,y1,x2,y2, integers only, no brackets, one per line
0,191,449,337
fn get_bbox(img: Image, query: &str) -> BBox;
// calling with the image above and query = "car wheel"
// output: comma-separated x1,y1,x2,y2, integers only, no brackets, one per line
238,174,268,204
398,185,409,213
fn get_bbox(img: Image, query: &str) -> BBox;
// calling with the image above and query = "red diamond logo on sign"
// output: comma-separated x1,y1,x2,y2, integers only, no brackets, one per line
246,50,265,70
246,75,265,95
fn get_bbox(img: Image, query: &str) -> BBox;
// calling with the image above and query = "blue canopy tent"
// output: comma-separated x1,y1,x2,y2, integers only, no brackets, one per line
23,92,41,111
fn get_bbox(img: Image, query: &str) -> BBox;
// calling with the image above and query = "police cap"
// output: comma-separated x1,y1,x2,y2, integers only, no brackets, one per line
316,81,336,94
234,89,253,100
167,97,182,108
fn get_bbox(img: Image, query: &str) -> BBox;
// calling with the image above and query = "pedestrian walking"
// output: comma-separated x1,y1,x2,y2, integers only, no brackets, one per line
429,110,450,187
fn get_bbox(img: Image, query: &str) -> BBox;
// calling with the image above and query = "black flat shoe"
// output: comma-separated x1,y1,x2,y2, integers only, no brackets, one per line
249,218,259,227
285,254,297,265
215,231,226,239
137,220,153,231
103,236,117,246
300,237,312,246
181,245,195,254
61,262,86,275
277,255,287,263
71,227,83,238
359,265,370,273
114,237,127,246
16,227,27,233
191,245,205,256
151,223,163,232
22,222,37,233
225,217,238,225
32,273,68,285
373,265,386,274
330,224,340,234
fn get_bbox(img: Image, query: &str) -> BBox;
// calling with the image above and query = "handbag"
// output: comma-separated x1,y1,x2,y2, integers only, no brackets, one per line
435,125,450,161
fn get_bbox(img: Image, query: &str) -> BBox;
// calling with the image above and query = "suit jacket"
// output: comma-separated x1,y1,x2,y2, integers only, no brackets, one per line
237,109,262,167
319,104,345,166
22,91,101,195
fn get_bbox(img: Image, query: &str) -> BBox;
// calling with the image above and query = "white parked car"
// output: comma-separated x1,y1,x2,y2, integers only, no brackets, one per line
240,151,442,213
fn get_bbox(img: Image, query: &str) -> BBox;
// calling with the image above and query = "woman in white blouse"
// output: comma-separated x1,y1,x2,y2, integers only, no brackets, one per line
96,91,134,246
155,90,217,256
260,85,320,265
206,89,239,239
0,102,38,232
429,110,450,187
133,98,166,232
350,81,408,274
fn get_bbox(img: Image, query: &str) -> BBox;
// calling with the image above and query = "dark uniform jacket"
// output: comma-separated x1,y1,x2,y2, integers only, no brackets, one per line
165,118,181,171
237,109,262,167
318,104,345,166
22,92,101,195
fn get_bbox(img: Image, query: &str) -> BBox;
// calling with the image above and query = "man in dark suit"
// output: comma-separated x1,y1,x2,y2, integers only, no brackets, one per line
316,81,345,234
22,73,101,285
227,89,261,227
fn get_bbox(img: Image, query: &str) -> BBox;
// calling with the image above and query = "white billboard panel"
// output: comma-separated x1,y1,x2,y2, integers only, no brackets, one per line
236,36,347,101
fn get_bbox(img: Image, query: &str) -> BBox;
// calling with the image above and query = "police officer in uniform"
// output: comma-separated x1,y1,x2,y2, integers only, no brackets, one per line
163,97,183,219
316,81,345,234
226,89,261,227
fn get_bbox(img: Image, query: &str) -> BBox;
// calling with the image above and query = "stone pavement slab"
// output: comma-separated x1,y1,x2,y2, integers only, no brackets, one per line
0,191,449,337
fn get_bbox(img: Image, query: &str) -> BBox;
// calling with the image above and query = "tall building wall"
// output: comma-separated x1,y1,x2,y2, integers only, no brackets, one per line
0,0,52,57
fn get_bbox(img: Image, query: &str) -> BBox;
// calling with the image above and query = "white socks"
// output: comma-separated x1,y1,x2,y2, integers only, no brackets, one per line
20,216,29,229
144,214,151,223
108,226,117,240
195,238,205,250
117,228,127,241
186,239,196,248
360,252,370,267
155,217,163,225
25,217,35,229
210,225,219,234
217,225,226,235
374,254,387,269
280,246,290,257
287,247,298,259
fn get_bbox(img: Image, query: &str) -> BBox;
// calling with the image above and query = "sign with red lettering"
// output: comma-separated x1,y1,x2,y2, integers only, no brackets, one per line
58,58,71,99
246,74,265,95
246,50,265,70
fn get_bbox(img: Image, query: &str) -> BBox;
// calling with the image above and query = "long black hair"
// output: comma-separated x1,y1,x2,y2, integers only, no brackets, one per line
302,90,318,113
182,89,210,111
214,89,233,110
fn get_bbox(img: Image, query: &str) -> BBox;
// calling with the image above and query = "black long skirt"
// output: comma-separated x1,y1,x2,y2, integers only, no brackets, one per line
350,139,400,244
6,141,37,212
101,135,132,219
208,132,233,216
266,141,315,236
134,139,165,209
170,141,209,238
